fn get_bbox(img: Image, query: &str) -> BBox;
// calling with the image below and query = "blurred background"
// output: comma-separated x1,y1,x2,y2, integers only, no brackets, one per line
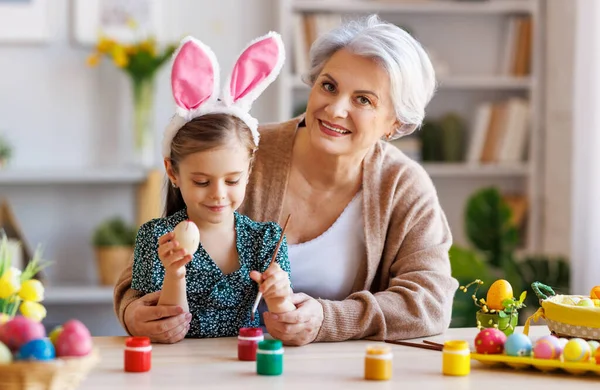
0,0,598,335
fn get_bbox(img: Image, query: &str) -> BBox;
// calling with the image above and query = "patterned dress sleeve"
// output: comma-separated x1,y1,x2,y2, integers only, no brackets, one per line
131,220,159,293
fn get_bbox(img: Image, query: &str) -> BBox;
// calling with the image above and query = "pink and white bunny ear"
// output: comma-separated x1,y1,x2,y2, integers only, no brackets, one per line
170,36,220,120
222,31,285,111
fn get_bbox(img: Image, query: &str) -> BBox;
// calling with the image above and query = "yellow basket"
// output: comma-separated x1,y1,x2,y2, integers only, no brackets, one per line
0,349,99,390
524,282,600,340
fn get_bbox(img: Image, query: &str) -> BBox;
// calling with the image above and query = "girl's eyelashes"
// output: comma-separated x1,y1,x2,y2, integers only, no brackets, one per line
193,181,209,187
192,179,241,187
225,179,240,185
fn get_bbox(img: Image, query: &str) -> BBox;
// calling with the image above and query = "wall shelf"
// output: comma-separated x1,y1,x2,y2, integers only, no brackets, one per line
44,285,114,304
423,163,531,178
291,0,534,15
0,169,148,185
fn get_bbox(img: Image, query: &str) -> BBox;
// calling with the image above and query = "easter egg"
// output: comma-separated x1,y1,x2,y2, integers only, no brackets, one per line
173,220,200,255
49,325,63,346
486,280,513,311
587,340,600,354
56,319,92,357
590,285,600,299
593,299,600,307
563,338,591,362
577,298,595,307
596,345,600,364
0,341,12,363
0,315,46,352
475,328,506,354
558,338,569,349
504,333,532,357
533,335,562,359
17,338,55,361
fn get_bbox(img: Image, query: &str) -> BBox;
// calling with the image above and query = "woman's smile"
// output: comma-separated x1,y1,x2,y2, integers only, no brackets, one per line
318,119,351,137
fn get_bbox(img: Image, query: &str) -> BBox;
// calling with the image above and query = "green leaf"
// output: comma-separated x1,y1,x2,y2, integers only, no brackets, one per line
92,217,138,247
519,291,527,303
498,311,507,318
501,298,514,308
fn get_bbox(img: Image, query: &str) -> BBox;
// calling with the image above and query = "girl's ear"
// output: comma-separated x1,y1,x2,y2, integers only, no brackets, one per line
170,36,220,117
221,32,285,111
164,158,178,186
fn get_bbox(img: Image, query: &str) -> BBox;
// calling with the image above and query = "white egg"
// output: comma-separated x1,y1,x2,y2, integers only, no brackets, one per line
173,220,200,255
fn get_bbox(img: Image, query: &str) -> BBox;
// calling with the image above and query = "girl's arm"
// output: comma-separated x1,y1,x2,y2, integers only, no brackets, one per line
156,231,192,312
258,227,295,314
159,272,189,313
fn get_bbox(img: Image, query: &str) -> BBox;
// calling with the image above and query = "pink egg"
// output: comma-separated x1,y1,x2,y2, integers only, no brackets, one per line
56,319,92,357
0,316,46,352
475,328,507,354
533,335,562,359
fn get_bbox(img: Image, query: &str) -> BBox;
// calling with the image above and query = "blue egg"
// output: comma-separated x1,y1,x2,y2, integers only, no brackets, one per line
17,338,55,361
504,333,533,357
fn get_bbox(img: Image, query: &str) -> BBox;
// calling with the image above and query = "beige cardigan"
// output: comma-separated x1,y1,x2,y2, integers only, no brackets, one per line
114,117,459,342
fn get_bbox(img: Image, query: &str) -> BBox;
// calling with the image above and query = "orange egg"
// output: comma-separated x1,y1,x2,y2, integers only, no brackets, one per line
590,285,600,300
486,280,513,310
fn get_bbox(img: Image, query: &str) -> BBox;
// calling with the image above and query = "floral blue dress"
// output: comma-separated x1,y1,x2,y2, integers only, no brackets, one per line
131,208,290,338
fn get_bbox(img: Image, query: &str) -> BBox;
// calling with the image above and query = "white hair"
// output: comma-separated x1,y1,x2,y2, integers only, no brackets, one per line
304,14,437,138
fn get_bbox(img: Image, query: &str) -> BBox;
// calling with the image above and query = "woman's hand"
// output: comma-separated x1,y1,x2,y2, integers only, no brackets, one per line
158,232,192,279
262,293,324,346
124,290,192,344
249,262,291,300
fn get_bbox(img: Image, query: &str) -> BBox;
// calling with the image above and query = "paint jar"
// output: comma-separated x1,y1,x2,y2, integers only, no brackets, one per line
364,344,392,380
238,327,264,361
442,340,470,376
124,336,152,373
256,339,284,375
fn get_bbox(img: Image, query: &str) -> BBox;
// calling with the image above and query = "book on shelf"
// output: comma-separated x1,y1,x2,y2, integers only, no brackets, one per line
293,13,343,74
466,97,530,164
500,15,533,76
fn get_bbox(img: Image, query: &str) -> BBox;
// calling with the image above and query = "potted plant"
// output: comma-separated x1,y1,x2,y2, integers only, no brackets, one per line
92,217,137,286
0,136,12,169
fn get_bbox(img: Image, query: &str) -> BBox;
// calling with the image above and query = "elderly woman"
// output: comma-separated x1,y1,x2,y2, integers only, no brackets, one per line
114,15,458,345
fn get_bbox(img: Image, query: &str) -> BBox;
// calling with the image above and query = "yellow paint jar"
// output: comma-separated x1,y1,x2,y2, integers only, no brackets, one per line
364,344,392,380
442,340,470,376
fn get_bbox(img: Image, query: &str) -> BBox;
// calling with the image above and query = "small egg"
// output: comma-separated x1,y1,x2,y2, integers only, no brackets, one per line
596,346,600,364
533,335,562,360
504,333,532,357
17,338,55,361
577,298,595,307
558,338,569,349
486,280,513,311
587,340,600,354
0,341,12,363
173,220,200,255
474,328,506,354
563,338,591,362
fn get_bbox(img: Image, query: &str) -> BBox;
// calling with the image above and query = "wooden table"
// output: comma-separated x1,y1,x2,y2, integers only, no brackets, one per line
79,326,600,389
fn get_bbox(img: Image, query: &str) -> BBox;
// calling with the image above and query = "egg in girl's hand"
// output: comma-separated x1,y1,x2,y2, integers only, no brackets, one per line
0,341,12,363
504,333,532,357
173,220,200,256
533,335,562,359
486,279,513,311
17,338,55,361
475,328,506,354
56,319,92,357
563,338,591,362
0,315,46,352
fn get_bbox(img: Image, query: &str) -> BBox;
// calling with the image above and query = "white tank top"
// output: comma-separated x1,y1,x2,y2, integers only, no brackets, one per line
288,191,366,301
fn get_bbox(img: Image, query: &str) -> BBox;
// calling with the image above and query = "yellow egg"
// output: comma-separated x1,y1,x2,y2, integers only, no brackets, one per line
486,279,513,310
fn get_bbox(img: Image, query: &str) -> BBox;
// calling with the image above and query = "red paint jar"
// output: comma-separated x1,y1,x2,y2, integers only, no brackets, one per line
124,336,152,372
238,328,264,361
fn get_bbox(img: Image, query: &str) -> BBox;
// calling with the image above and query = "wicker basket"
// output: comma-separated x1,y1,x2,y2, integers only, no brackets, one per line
0,349,99,390
524,282,600,340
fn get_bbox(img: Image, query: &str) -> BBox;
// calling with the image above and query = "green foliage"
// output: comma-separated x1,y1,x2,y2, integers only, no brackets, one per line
419,112,467,162
92,217,137,247
0,135,12,160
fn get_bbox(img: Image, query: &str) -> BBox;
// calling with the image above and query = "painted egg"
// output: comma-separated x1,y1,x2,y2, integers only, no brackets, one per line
504,333,532,357
596,345,600,364
563,338,591,362
49,325,63,347
486,280,513,311
587,340,600,354
0,341,12,363
558,338,569,349
17,338,55,361
533,335,562,359
475,328,506,354
0,315,46,352
173,220,200,255
577,298,595,307
590,285,600,299
56,319,92,357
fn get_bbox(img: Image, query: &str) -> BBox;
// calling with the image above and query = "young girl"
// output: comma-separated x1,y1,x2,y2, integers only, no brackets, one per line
131,33,295,339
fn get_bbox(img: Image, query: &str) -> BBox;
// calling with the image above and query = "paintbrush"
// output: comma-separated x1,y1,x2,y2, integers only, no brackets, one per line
250,214,291,321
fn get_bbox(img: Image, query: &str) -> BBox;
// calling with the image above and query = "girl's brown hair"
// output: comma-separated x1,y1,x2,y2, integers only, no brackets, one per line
164,114,256,217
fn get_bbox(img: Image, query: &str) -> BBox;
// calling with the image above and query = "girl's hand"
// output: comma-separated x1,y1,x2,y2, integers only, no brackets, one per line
158,232,192,279
250,262,291,300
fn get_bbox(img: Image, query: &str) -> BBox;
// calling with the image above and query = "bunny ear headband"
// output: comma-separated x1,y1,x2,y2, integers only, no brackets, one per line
162,32,285,157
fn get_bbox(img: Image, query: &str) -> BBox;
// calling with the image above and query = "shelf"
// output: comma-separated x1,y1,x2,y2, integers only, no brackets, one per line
0,168,148,185
291,0,534,14
44,285,114,304
422,163,531,177
289,74,533,90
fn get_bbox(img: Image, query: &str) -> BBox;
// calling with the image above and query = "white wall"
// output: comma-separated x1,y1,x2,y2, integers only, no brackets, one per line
0,0,277,336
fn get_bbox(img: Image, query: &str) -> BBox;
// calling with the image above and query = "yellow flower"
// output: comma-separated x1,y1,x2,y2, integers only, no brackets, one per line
86,52,101,67
139,39,156,56
0,267,21,299
18,279,44,302
125,45,137,55
20,301,47,322
111,45,129,68
96,36,115,53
